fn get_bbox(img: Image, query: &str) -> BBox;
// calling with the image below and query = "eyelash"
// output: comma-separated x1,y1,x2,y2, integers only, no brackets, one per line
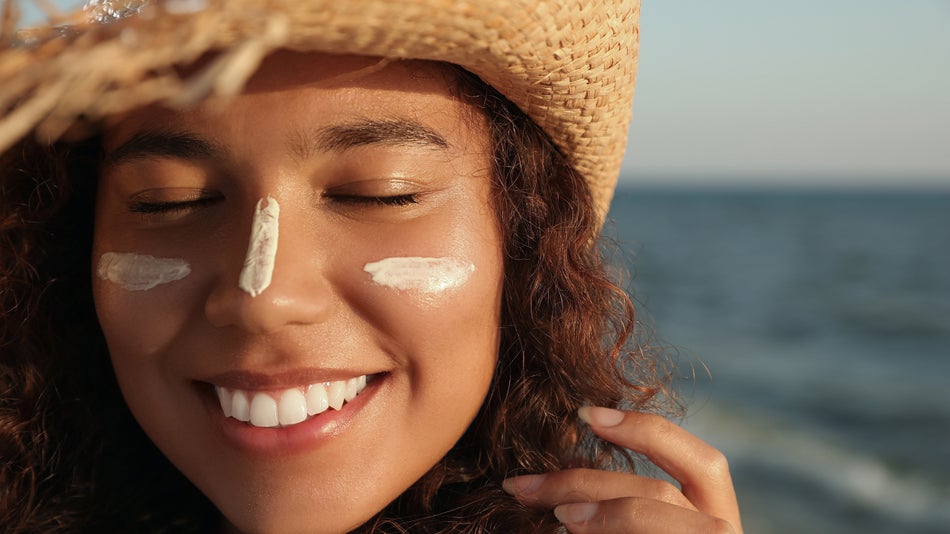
128,196,222,214
329,194,419,207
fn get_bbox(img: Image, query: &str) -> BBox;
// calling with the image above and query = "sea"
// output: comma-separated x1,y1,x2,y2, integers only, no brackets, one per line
604,186,950,534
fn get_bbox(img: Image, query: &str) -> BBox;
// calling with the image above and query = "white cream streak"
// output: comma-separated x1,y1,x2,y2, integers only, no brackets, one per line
363,257,475,293
97,252,191,291
238,196,280,297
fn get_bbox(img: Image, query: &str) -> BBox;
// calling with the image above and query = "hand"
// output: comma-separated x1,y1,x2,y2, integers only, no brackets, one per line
502,407,742,533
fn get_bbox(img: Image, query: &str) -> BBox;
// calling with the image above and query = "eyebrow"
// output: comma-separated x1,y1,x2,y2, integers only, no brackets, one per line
291,119,450,160
105,130,226,166
104,118,450,167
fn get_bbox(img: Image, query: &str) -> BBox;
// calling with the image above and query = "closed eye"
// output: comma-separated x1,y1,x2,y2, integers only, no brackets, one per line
128,195,223,215
327,194,419,207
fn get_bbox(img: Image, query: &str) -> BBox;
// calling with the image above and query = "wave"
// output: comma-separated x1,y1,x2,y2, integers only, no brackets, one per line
681,400,950,531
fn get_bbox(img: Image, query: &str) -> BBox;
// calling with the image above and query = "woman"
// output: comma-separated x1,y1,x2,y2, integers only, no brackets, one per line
0,1,741,532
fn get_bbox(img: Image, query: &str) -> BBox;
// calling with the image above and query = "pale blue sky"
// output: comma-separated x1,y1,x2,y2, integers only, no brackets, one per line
21,1,950,187
624,0,950,187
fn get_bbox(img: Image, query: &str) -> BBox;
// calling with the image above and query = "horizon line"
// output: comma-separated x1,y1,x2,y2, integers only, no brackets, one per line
618,171,950,188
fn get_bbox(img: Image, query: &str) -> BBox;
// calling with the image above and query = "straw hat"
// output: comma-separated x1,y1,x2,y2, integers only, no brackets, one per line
1,0,639,218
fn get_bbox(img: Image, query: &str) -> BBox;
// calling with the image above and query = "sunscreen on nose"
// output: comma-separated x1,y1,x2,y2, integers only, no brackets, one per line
363,257,475,293
239,196,280,297
97,252,191,291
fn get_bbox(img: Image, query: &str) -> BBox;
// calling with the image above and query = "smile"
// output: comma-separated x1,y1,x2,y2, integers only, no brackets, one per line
214,375,369,428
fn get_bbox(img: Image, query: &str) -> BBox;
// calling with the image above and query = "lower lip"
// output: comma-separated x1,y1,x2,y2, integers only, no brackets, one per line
206,376,385,456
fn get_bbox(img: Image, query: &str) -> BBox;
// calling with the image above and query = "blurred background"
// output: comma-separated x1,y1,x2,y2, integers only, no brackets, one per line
18,1,950,532
612,2,950,533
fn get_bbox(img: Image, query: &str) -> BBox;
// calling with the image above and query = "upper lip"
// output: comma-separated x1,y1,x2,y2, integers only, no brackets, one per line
203,368,381,390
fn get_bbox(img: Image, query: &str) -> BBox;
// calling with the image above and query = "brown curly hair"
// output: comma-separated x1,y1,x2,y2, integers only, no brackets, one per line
0,67,671,532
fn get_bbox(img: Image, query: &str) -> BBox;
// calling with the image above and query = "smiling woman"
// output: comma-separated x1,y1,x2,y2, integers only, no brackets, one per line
0,1,741,533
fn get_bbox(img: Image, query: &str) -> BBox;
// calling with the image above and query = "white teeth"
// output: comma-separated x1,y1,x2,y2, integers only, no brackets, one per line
249,393,279,427
278,389,307,426
306,383,329,415
327,381,345,411
215,386,233,418
214,375,370,428
232,390,250,422
344,377,359,402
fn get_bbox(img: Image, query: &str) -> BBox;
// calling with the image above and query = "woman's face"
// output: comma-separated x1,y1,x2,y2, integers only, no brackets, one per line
93,52,503,533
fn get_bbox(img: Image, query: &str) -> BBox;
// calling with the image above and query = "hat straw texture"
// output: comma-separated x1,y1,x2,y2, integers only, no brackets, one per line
1,0,639,218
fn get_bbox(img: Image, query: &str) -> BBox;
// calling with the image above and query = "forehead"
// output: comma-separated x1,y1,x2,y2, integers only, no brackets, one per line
104,51,484,153
240,51,453,94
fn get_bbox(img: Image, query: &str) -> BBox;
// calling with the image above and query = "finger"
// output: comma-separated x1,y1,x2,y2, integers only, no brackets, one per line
554,496,736,534
502,469,696,511
578,407,741,531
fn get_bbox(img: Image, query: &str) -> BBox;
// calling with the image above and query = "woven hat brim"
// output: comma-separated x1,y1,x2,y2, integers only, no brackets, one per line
1,0,639,220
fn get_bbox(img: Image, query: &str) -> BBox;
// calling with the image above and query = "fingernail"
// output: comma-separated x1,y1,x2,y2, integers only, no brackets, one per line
502,474,546,495
554,502,599,525
578,406,625,427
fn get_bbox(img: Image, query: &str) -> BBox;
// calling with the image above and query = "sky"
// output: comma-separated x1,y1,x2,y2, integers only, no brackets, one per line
18,0,950,188
624,0,950,187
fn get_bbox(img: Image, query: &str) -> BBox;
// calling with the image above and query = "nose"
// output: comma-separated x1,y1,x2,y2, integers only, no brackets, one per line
205,197,332,333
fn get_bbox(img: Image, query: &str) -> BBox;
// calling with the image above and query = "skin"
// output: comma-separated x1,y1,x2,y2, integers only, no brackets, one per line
93,52,503,533
91,50,741,533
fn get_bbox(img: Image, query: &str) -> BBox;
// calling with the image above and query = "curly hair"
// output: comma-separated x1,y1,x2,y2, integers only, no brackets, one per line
0,68,671,532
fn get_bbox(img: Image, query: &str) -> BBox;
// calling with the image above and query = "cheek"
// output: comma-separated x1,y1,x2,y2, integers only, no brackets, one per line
341,203,504,387
353,250,503,381
357,255,491,336
353,254,502,448
92,251,204,365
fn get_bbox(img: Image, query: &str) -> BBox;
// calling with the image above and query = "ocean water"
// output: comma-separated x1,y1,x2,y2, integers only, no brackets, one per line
605,186,950,534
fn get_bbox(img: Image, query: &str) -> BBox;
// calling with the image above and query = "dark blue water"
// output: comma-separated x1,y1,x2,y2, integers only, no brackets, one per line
605,186,950,534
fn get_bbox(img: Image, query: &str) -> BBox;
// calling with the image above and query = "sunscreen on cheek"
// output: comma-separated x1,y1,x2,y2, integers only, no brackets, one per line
97,252,191,291
363,257,475,293
239,196,280,297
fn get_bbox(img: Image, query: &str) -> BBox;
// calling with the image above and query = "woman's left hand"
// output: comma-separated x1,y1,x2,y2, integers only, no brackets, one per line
502,407,743,533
